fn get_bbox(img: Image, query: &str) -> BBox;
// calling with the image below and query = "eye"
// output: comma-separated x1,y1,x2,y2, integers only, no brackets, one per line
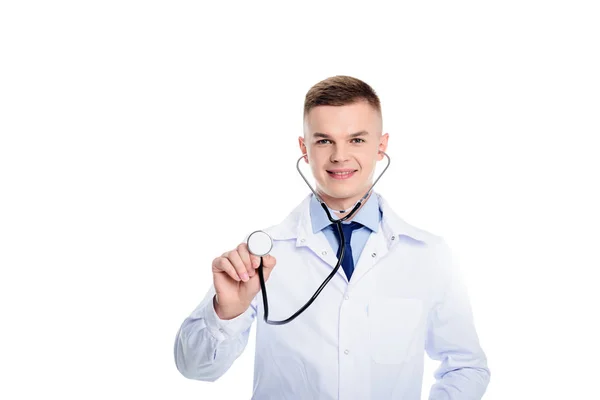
316,139,331,144
351,138,366,143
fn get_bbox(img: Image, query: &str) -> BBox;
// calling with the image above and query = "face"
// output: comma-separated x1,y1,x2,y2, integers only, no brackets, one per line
299,101,389,207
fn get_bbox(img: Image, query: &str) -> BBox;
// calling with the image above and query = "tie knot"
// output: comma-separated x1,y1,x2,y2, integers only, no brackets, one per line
338,221,362,244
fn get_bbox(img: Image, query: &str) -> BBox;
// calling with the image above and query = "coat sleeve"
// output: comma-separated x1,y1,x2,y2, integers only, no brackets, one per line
173,284,258,381
425,238,491,399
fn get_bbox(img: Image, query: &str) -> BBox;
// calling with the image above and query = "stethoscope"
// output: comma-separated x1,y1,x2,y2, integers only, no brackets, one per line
246,150,391,325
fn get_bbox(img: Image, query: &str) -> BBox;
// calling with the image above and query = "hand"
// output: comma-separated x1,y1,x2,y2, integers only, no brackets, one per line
211,242,277,320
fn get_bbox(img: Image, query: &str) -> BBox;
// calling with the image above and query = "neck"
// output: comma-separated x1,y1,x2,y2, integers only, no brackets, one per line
317,189,374,221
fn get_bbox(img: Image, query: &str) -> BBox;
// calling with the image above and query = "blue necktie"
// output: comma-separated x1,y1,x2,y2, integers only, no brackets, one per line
332,221,363,280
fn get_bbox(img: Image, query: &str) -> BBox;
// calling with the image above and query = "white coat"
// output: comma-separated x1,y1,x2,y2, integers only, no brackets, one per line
174,191,490,399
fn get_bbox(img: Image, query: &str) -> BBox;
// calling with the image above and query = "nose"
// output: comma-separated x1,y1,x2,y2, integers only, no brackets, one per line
330,143,351,163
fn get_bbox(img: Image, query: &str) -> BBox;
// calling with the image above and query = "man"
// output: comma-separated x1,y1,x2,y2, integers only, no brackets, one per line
174,76,490,399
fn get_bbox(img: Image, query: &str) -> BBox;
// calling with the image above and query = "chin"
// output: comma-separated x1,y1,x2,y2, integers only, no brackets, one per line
316,175,365,197
321,186,361,199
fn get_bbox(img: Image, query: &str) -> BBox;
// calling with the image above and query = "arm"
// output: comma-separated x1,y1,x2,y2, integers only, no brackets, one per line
426,239,490,399
173,285,258,381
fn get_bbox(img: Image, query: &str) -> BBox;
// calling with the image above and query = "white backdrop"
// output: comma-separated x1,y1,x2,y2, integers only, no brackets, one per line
1,1,599,399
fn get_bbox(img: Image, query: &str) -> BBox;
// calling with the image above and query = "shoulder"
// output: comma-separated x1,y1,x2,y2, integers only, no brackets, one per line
258,194,311,241
396,218,444,246
376,192,444,247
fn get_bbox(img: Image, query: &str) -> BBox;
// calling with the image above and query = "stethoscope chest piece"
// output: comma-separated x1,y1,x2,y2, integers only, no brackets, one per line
247,230,273,257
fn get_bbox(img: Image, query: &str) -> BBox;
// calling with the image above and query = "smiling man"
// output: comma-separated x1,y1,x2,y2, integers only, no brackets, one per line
174,75,490,399
299,94,387,218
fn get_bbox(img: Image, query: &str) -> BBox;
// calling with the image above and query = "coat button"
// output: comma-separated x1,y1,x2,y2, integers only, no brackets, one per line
322,250,327,255
391,235,396,240
300,238,305,243
371,252,377,257
344,349,350,355
344,294,349,300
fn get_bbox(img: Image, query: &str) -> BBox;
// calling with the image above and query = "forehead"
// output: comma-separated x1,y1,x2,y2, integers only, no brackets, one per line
304,101,381,136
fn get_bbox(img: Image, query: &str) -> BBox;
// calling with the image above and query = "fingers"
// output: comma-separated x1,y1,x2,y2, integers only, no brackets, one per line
226,249,250,282
256,255,277,281
261,254,277,270
212,255,241,282
237,243,260,277
213,243,274,283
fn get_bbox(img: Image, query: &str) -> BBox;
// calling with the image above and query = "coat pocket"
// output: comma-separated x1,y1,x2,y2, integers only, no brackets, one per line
368,297,424,364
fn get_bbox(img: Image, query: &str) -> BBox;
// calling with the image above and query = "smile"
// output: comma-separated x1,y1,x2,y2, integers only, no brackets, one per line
327,170,357,180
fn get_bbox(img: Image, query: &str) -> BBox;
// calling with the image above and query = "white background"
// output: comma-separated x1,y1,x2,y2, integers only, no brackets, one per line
1,1,599,399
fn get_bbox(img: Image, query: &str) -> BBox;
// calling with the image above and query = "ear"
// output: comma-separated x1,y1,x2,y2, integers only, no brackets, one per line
378,133,389,161
298,136,309,163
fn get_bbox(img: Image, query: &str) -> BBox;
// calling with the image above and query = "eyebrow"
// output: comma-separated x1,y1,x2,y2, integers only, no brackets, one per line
312,130,369,139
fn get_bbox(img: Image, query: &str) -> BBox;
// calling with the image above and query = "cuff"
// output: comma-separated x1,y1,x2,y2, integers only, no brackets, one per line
203,296,256,341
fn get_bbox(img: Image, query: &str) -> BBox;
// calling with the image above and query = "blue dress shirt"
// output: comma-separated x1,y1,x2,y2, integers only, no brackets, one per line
309,192,382,273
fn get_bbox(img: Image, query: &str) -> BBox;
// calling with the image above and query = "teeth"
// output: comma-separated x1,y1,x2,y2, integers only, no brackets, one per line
331,171,353,175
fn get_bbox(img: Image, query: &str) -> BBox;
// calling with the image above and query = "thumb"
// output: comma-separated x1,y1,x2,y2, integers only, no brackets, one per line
249,254,261,269
261,254,277,269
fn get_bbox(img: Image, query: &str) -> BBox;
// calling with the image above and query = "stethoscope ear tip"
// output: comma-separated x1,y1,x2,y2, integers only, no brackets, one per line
247,230,273,257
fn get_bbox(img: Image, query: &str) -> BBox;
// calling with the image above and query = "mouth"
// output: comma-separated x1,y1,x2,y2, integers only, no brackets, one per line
326,170,357,180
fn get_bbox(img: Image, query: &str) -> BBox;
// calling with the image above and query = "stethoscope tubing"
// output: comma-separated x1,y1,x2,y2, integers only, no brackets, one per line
258,150,391,325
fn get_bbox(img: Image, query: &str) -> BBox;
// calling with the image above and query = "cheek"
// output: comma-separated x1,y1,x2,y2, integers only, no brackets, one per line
308,149,325,166
358,155,377,172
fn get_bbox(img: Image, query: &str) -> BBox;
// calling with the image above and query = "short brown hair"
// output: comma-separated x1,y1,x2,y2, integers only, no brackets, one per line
303,75,381,117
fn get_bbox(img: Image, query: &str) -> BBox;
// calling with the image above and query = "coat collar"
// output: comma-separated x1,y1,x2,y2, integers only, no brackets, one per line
263,191,435,246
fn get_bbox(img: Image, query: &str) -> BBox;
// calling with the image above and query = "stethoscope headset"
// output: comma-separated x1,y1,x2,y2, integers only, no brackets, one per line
246,150,391,325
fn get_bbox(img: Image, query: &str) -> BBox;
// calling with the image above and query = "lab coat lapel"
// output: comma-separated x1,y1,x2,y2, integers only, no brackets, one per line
349,225,388,284
288,193,398,283
263,192,435,283
346,195,402,284
262,194,338,267
295,196,345,273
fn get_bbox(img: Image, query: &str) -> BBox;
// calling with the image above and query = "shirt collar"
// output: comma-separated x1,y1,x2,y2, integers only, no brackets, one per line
261,191,436,246
309,191,382,234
